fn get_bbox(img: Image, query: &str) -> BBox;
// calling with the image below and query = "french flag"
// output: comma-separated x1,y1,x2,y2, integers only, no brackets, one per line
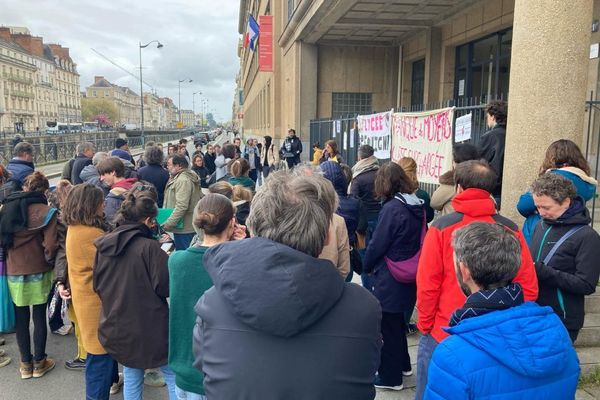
244,15,260,51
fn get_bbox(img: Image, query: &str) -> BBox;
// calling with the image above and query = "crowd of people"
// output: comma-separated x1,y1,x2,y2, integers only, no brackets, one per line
0,101,598,400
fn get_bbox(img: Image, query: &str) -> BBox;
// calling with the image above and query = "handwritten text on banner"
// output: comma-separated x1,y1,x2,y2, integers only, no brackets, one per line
357,111,392,159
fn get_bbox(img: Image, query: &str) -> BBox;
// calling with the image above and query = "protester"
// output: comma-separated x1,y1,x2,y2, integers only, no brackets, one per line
69,142,95,185
363,162,424,391
2,172,57,379
319,139,344,164
311,142,323,165
136,141,156,169
169,194,245,400
424,222,579,399
414,159,539,400
478,100,507,206
138,146,170,207
528,173,600,342
233,137,242,159
94,190,175,399
63,184,119,398
7,141,35,189
193,171,381,399
243,139,259,182
163,154,204,250
518,139,597,244
208,181,253,226
111,148,138,179
191,154,210,189
215,143,236,182
97,157,138,224
179,138,191,159
280,128,302,168
203,144,216,175
80,151,110,196
178,144,191,165
192,142,204,159
229,158,256,191
260,135,278,179
398,157,434,223
430,143,480,216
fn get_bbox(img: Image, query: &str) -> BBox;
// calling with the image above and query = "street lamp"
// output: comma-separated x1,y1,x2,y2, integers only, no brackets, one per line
178,78,192,126
193,91,202,128
139,40,163,145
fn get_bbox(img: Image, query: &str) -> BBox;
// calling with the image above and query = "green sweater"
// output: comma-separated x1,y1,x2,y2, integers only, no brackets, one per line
228,176,256,191
168,246,213,395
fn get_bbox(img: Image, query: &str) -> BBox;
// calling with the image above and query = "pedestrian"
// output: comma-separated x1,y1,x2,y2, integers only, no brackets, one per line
1,172,58,379
80,151,110,196
71,142,95,185
203,144,216,175
478,100,507,207
311,142,323,165
178,144,191,165
7,141,35,189
192,171,382,400
111,149,138,179
191,154,209,189
255,140,264,187
192,142,204,159
138,146,170,207
319,139,344,164
398,157,434,223
363,162,424,391
169,194,245,400
208,181,253,227
136,141,156,169
163,154,204,250
414,159,539,400
233,137,242,159
97,157,138,225
229,158,256,192
260,135,278,179
280,128,302,168
62,183,120,399
430,143,480,216
93,190,176,399
528,173,600,342
424,222,579,399
214,143,236,182
243,139,259,182
517,139,597,244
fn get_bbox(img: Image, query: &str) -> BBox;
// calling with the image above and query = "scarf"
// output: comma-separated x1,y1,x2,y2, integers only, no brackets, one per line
0,191,48,248
449,283,524,327
348,156,379,193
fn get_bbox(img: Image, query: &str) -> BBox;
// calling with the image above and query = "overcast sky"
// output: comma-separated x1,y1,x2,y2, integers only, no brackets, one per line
1,0,241,123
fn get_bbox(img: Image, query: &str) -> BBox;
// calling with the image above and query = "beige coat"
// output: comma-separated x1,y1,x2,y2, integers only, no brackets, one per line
318,214,350,278
430,170,456,216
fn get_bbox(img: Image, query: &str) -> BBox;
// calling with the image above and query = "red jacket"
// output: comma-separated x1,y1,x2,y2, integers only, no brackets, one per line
416,188,538,342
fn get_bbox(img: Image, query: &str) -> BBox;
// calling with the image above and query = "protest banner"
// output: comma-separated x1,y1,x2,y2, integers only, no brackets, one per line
357,111,392,159
391,107,455,184
455,113,472,142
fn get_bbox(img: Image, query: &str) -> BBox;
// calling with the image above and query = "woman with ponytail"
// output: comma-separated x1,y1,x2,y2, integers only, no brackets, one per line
168,193,245,399
92,190,176,399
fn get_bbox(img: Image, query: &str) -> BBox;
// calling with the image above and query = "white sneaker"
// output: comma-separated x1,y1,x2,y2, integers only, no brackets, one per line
52,325,73,336
374,382,404,391
110,373,123,395
402,369,413,376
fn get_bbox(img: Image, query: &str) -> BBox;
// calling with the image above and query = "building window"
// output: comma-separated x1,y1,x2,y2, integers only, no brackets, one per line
93,90,97,97
331,93,372,118
411,59,425,107
287,0,294,21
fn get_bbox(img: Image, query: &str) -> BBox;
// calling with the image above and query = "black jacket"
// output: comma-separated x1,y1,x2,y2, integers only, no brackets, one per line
280,136,303,160
478,124,506,197
193,237,382,400
71,154,93,185
204,153,216,174
529,198,600,332
350,169,381,222
93,223,169,369
138,165,170,207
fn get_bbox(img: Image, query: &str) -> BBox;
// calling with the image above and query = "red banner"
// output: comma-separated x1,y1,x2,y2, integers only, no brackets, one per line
259,15,273,72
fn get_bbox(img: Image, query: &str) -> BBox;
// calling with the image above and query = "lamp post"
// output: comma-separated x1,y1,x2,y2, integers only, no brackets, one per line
139,40,163,145
178,78,192,126
193,91,202,128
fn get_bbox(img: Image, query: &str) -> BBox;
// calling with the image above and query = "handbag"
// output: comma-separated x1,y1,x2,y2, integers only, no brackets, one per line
0,248,15,333
349,246,363,275
384,195,426,283
47,283,67,322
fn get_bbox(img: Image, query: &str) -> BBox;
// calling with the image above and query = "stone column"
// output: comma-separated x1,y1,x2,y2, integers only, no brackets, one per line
502,0,593,222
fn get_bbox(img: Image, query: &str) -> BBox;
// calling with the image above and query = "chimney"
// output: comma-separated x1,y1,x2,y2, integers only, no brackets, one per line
0,27,11,42
94,76,104,84
11,33,33,54
30,37,44,57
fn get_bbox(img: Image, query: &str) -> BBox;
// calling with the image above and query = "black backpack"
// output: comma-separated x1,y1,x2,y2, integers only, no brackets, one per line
0,179,21,203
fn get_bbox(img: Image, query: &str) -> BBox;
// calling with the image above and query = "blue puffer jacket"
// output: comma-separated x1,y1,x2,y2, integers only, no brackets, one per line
424,302,580,400
7,158,34,186
517,167,597,244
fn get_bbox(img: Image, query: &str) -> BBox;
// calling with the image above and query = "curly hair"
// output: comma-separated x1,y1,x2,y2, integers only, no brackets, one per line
486,100,507,126
530,173,577,204
538,139,590,176
23,171,49,193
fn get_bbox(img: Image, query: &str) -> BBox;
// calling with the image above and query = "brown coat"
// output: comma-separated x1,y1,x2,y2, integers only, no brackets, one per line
430,170,456,216
318,214,350,278
7,203,58,276
67,224,106,355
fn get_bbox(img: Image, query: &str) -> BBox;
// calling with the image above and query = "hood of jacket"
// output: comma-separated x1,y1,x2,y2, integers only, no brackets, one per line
94,223,152,257
439,170,455,186
551,168,597,201
451,188,496,217
7,158,34,183
321,161,347,197
392,192,425,219
445,302,574,378
79,164,99,182
543,196,591,226
203,237,345,338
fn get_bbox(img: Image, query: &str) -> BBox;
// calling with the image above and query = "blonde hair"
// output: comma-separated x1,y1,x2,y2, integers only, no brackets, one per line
398,157,418,186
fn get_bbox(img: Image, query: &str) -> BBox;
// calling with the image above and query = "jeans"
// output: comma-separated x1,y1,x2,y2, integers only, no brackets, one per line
175,385,207,400
86,353,117,400
378,312,411,386
14,303,47,363
248,169,258,183
173,233,196,251
415,334,439,400
123,365,176,400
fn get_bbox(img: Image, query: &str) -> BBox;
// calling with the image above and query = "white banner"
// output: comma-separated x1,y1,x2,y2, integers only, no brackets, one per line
391,107,455,184
357,111,392,159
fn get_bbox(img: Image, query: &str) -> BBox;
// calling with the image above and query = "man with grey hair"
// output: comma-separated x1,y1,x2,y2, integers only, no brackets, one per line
424,222,579,399
71,142,95,184
192,171,382,400
80,151,109,195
